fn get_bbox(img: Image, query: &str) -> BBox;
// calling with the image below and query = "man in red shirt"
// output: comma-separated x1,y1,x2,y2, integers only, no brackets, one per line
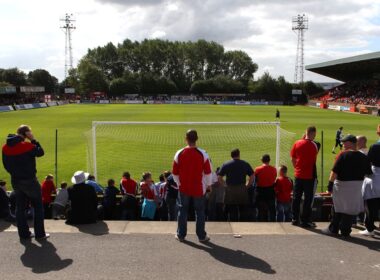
255,154,277,221
172,129,212,242
274,165,293,222
120,171,138,220
290,126,319,227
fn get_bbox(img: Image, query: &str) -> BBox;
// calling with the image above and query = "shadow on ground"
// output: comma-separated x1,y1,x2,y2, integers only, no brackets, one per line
69,221,109,236
20,240,73,274
304,226,380,252
0,220,12,232
183,240,276,274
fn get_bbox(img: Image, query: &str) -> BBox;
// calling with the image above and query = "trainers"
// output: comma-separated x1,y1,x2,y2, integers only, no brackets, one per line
199,235,210,243
175,234,185,242
321,227,334,235
36,233,50,240
359,229,375,237
301,222,316,228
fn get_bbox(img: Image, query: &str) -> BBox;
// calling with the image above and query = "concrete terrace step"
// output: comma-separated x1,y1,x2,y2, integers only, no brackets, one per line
0,220,374,236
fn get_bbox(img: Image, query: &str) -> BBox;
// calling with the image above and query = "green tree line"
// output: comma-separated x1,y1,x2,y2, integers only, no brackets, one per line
64,39,258,96
0,68,58,93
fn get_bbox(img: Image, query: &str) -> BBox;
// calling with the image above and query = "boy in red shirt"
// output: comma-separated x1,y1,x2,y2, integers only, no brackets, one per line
274,165,293,222
41,174,56,219
140,172,158,220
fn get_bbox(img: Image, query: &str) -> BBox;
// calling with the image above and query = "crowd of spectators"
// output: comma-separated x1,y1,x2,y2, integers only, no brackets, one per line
0,153,295,224
1,125,379,241
317,80,380,106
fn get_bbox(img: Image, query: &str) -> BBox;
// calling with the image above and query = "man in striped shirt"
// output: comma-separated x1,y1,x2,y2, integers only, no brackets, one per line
172,129,212,242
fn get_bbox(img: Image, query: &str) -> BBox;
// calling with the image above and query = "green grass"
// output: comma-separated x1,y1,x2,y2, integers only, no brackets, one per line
0,104,378,191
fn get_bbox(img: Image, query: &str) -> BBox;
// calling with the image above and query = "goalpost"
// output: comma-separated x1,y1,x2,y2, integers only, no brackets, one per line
87,121,296,183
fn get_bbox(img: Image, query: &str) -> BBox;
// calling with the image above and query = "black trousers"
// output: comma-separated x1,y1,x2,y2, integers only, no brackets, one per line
224,204,247,222
292,178,314,224
365,198,380,232
334,139,342,149
256,187,276,222
329,211,353,236
121,195,137,220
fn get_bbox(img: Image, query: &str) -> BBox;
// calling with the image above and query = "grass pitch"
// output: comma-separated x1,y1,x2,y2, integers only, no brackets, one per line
0,104,378,191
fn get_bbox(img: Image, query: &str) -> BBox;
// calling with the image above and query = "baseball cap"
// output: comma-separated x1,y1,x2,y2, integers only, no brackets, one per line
341,134,357,143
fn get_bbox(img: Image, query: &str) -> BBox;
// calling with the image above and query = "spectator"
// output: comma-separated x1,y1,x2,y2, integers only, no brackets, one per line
51,182,69,220
208,167,225,221
120,172,138,220
357,135,368,155
172,129,212,242
218,149,254,222
255,154,277,222
86,174,104,194
41,174,56,219
156,174,168,221
66,171,99,225
323,135,372,237
164,171,178,221
102,179,120,220
0,180,10,219
2,125,48,239
274,165,293,222
360,126,380,236
140,172,157,220
290,126,319,228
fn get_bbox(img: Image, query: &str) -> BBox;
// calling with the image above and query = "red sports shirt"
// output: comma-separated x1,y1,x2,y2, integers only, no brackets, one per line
172,146,212,197
290,139,318,180
41,180,56,204
274,176,293,203
120,178,137,196
254,164,277,187
140,182,155,200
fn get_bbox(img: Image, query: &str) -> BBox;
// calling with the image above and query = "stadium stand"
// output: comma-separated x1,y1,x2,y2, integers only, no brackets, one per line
307,51,380,108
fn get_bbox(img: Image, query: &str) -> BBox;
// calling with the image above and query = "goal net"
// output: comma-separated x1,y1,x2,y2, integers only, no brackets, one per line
85,122,296,183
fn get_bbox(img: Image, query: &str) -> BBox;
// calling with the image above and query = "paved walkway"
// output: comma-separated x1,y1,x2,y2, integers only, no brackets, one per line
0,220,375,235
0,221,379,280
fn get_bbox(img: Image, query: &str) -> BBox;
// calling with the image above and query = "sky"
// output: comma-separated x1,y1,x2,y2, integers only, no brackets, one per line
0,0,379,83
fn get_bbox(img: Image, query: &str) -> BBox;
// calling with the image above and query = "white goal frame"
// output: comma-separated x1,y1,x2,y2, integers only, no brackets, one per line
91,121,281,179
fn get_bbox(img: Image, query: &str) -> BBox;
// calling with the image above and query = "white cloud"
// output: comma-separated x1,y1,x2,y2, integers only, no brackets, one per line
0,0,379,82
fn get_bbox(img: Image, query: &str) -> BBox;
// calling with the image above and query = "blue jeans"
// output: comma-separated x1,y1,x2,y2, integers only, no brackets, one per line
276,202,291,222
13,178,46,238
177,192,206,240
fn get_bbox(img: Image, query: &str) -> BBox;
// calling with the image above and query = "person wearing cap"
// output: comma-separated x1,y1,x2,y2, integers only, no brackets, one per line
290,126,319,228
332,127,343,154
172,129,212,242
360,125,380,236
255,154,277,222
218,149,254,222
2,124,48,240
322,135,372,237
66,171,99,225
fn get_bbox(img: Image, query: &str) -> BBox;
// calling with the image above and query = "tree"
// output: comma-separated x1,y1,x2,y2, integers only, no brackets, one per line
277,76,293,101
0,68,27,86
190,75,244,94
77,59,108,94
83,39,258,93
109,75,139,97
27,69,58,92
297,81,324,96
